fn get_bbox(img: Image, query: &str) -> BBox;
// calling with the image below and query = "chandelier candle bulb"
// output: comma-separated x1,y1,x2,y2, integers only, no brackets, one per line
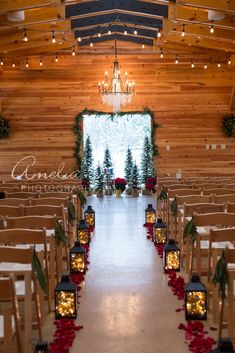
55,275,77,319
70,241,86,274
145,203,156,224
163,239,180,272
153,218,167,244
184,274,207,320
77,219,90,245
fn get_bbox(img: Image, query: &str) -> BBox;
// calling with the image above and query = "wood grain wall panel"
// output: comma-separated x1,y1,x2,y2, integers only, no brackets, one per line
0,53,235,179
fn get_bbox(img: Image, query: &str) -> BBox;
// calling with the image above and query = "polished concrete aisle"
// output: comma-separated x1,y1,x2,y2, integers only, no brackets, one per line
69,195,189,353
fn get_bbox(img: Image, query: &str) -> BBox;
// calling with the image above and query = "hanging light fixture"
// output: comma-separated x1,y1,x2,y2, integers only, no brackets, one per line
124,25,127,35
55,55,59,63
52,30,56,43
157,29,161,38
210,21,214,33
40,57,43,66
0,58,3,66
12,59,15,68
191,59,195,68
160,48,164,58
72,46,76,56
23,28,28,42
108,24,112,35
181,24,185,37
228,57,231,65
98,39,135,112
134,25,138,35
77,36,82,42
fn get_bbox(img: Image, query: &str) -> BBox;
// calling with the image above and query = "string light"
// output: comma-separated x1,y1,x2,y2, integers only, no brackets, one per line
181,24,185,37
134,26,138,35
98,27,101,37
108,25,111,35
124,25,127,35
228,57,231,65
90,36,93,47
217,63,221,68
40,57,43,66
72,46,76,56
142,43,145,49
157,29,161,38
55,55,59,63
25,58,29,68
204,61,207,69
0,58,4,66
175,56,179,64
210,22,214,34
12,59,15,68
191,60,195,68
52,30,56,43
160,48,164,58
77,36,81,42
23,28,28,42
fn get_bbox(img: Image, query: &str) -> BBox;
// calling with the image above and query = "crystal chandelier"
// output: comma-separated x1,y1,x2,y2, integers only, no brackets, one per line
98,39,135,112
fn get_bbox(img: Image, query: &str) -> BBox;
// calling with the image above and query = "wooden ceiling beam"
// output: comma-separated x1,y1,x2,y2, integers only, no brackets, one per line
160,32,235,53
177,0,235,14
169,3,235,30
163,19,235,43
0,0,62,14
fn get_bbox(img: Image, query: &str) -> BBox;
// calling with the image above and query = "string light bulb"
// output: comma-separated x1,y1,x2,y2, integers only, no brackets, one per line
0,58,4,66
90,37,93,47
175,56,179,64
191,60,195,68
12,59,15,68
77,36,81,42
55,55,58,63
142,43,145,49
52,31,56,43
217,63,221,68
134,26,138,35
23,28,28,42
98,27,101,37
210,22,214,34
108,25,111,35
228,57,231,65
204,61,207,69
124,26,127,35
25,58,29,68
157,29,161,38
72,46,76,56
160,48,164,58
181,24,185,37
40,57,43,66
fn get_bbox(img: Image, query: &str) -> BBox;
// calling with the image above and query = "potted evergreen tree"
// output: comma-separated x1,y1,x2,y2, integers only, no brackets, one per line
130,163,140,197
81,135,94,195
124,147,134,195
103,146,114,196
94,165,104,198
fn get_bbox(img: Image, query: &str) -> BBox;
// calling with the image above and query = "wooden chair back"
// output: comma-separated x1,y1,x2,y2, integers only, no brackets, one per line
176,194,213,206
5,216,56,230
0,274,22,353
214,194,235,204
0,198,30,206
194,183,223,189
203,188,235,195
194,212,235,227
0,205,22,217
168,188,201,199
39,192,72,199
227,202,235,213
6,192,38,199
184,203,225,217
31,197,68,207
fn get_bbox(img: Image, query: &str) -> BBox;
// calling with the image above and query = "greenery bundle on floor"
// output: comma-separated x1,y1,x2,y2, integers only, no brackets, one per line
0,116,10,139
222,113,235,137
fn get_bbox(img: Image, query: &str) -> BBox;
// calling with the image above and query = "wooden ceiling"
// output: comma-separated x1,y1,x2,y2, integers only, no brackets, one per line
0,0,234,62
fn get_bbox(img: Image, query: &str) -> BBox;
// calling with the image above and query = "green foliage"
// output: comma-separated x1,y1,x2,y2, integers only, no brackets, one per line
212,251,229,299
80,135,94,183
77,190,87,208
183,216,197,242
130,163,140,190
68,199,76,225
94,165,104,191
222,114,235,138
170,197,178,217
0,117,10,139
158,188,167,200
103,146,113,168
73,108,159,173
140,136,155,183
55,219,68,246
32,249,47,293
124,147,134,182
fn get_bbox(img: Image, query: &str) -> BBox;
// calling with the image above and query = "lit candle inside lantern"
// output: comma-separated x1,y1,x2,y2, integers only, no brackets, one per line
54,275,77,319
185,274,207,320
145,204,156,224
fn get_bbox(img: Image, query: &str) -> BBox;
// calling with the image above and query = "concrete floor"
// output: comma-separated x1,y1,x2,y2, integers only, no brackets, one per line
43,195,217,353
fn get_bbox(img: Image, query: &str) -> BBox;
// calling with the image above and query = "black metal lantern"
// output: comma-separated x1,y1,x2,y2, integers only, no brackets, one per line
55,274,77,319
184,274,207,320
145,204,156,224
163,239,180,272
77,219,90,245
34,341,50,353
153,218,167,244
70,241,86,274
84,205,95,227
211,338,234,352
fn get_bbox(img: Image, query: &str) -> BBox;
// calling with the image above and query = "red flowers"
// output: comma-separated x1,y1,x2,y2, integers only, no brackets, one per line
115,178,127,191
145,177,157,192
167,271,185,300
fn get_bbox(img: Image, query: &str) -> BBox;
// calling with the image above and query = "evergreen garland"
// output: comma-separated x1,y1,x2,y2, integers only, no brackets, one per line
124,147,134,182
73,108,159,170
0,116,10,139
222,113,235,138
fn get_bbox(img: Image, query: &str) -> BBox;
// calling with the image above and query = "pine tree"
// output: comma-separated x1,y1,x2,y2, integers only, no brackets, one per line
103,146,113,182
130,163,140,190
141,136,151,183
124,147,134,182
81,135,94,183
94,165,104,191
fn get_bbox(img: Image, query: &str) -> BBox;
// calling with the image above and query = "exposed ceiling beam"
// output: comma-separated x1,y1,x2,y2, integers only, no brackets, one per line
0,0,62,14
163,18,235,43
177,0,235,14
168,3,235,30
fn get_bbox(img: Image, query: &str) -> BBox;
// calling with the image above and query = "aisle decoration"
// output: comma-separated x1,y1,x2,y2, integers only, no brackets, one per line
77,220,90,245
184,274,207,321
153,218,167,245
84,205,95,232
69,241,86,274
145,177,157,193
145,203,156,224
163,239,180,272
114,178,127,197
143,211,216,353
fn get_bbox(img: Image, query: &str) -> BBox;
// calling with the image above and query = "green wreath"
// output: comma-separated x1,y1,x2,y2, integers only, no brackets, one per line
72,107,159,169
0,116,10,139
222,113,235,138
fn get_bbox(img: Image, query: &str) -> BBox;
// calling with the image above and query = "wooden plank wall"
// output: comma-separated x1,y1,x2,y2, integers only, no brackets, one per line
0,53,234,180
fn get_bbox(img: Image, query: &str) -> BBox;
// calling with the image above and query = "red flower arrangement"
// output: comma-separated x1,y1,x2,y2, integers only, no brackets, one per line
114,178,127,192
145,177,157,192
